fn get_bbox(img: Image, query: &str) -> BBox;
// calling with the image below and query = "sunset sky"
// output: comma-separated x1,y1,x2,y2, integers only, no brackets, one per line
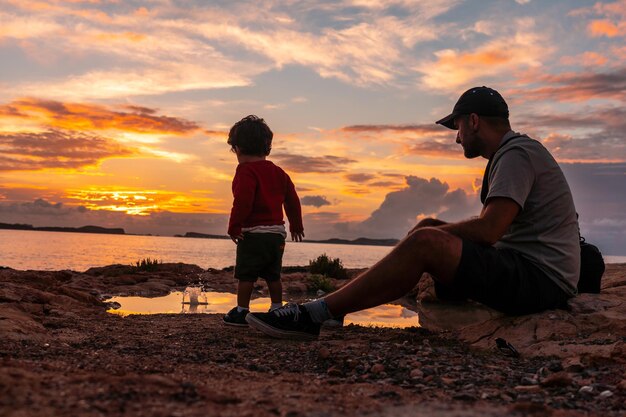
0,0,625,254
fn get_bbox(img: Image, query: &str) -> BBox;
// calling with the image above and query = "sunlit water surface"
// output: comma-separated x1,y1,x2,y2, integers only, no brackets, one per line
0,229,392,271
107,291,420,329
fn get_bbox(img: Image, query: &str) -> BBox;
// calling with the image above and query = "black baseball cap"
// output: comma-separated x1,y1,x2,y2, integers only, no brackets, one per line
435,86,509,130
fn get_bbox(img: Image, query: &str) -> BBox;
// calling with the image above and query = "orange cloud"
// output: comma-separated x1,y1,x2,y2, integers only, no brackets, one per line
418,19,550,91
561,51,608,67
588,20,623,37
0,129,135,171
0,98,201,134
65,189,223,215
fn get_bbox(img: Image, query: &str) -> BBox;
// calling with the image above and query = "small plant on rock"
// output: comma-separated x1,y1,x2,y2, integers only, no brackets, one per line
134,257,161,271
309,253,348,280
307,274,335,293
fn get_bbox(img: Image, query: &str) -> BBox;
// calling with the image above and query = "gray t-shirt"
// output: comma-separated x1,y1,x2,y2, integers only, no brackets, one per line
487,131,580,295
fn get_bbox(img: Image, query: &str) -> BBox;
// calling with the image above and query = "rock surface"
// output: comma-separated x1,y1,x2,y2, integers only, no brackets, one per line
417,264,626,362
0,263,625,416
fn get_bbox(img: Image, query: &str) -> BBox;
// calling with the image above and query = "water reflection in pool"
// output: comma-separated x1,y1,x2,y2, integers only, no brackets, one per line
107,290,420,328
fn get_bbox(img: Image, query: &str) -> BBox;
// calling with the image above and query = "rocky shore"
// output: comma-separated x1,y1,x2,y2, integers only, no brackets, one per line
0,263,624,416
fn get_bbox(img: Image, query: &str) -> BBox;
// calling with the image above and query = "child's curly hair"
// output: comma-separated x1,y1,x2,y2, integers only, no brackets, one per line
227,115,273,156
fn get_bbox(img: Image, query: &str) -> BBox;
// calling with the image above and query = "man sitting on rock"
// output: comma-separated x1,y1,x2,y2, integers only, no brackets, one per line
246,86,581,340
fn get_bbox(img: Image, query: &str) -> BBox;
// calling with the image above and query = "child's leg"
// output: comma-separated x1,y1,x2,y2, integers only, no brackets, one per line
267,279,282,304
237,280,255,309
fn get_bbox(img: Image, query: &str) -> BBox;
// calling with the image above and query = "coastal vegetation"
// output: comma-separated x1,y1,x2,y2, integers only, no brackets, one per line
309,253,349,280
306,273,335,293
134,258,162,271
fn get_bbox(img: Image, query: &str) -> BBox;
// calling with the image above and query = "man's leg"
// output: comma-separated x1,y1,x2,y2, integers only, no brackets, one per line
245,227,462,339
324,227,462,317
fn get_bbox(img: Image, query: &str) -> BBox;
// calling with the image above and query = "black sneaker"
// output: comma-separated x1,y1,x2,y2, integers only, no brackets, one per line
223,306,249,327
245,303,321,340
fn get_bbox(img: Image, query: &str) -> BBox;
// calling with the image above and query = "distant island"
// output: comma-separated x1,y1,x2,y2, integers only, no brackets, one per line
175,232,231,240
307,237,399,247
0,223,125,235
1,224,398,246
178,232,398,247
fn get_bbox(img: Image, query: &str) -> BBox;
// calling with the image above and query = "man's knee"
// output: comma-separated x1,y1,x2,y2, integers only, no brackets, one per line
404,228,462,284
405,227,457,253
415,217,447,228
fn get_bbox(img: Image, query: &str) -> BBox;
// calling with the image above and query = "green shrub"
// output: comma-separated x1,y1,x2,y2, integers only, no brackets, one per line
307,274,335,293
134,257,161,271
309,253,348,280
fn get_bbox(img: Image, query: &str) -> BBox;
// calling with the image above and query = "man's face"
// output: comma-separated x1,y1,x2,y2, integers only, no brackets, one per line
454,115,481,159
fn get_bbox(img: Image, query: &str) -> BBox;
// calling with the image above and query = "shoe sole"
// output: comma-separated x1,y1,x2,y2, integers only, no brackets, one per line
223,320,248,327
245,314,318,341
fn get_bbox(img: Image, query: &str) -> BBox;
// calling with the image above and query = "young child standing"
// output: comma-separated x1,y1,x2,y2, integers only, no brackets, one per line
223,115,305,326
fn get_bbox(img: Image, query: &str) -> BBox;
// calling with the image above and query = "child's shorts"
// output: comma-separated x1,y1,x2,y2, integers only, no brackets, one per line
234,232,286,282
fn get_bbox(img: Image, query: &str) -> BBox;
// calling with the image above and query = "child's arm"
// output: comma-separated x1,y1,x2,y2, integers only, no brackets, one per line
284,175,304,242
228,167,257,242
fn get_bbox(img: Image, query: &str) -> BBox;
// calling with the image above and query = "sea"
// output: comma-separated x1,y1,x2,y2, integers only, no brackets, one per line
0,229,393,271
1,229,624,272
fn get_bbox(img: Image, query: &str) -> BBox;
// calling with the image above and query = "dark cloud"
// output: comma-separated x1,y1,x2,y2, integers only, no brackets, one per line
0,98,201,134
301,195,331,208
357,176,481,238
344,187,371,195
511,67,626,102
515,107,626,162
0,198,68,216
122,105,157,115
344,173,376,182
205,129,227,137
0,198,230,236
304,212,342,222
369,181,402,188
341,124,441,134
0,129,135,171
403,140,463,159
542,133,625,162
272,153,357,173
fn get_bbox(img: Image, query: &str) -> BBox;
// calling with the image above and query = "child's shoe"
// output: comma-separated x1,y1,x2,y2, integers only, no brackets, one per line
223,306,249,327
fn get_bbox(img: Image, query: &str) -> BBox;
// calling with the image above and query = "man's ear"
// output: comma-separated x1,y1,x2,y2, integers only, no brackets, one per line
469,113,480,132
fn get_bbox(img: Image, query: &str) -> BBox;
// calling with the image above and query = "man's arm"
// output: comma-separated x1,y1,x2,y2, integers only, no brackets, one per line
437,197,520,245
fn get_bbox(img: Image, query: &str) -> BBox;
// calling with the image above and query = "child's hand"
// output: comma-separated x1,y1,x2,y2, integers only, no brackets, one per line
230,233,244,244
291,231,304,242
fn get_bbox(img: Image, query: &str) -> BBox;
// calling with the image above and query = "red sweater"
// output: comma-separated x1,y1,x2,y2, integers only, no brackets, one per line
228,160,304,237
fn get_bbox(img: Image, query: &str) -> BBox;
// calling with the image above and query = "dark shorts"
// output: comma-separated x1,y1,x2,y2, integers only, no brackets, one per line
435,239,571,315
234,232,285,282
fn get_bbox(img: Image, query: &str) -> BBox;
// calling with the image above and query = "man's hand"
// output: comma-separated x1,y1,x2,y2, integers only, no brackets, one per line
291,231,304,242
230,233,244,244
408,218,447,234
